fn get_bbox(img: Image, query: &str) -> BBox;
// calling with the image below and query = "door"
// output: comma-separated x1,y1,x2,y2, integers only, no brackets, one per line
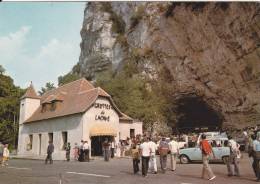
91,136,112,156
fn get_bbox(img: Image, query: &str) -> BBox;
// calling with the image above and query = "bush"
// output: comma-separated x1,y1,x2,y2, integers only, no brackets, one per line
116,35,128,47
130,5,146,29
101,3,125,34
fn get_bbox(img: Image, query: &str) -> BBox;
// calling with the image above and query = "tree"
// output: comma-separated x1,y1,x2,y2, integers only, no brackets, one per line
58,73,81,86
0,65,5,75
0,72,24,148
38,82,56,96
95,70,168,130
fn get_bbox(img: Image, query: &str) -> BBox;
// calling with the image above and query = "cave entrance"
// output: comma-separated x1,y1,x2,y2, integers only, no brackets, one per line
175,96,223,134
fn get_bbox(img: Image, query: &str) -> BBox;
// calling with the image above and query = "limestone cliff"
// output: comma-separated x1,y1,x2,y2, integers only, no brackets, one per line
74,2,260,129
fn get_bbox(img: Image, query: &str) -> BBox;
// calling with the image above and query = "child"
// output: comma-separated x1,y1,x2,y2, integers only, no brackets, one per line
131,143,140,174
73,143,79,161
2,144,9,166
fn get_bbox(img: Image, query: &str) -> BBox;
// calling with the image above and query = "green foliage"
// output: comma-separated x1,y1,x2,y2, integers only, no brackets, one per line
38,82,56,96
0,72,24,146
95,69,168,129
130,5,145,29
58,73,81,86
116,35,128,48
101,3,126,34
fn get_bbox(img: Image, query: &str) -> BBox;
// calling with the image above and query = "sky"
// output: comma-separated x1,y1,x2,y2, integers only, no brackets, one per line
0,2,86,91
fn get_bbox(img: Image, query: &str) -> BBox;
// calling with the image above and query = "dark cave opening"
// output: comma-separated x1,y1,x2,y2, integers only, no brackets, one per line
175,96,223,133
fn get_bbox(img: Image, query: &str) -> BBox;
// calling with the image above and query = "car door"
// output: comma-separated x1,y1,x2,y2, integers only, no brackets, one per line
211,147,221,161
191,146,202,161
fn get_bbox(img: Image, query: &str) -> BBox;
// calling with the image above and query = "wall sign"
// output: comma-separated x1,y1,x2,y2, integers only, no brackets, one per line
93,103,111,122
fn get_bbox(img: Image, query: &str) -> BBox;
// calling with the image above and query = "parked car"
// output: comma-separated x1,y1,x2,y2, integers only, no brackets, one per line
179,141,230,164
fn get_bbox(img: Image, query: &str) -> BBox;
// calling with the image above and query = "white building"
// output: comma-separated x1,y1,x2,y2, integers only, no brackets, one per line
18,78,142,160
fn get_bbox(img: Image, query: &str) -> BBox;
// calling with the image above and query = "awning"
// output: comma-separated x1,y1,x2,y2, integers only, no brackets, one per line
89,124,117,137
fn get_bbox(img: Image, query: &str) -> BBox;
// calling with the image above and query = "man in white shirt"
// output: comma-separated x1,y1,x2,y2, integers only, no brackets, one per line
148,137,158,174
139,137,151,177
227,136,240,176
168,136,179,171
83,141,90,162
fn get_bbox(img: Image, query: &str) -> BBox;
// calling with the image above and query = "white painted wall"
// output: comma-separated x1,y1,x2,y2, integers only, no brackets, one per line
19,98,40,124
119,121,143,140
82,97,120,157
18,114,83,160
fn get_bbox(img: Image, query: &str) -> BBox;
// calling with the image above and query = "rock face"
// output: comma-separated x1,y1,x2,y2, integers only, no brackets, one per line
75,2,260,129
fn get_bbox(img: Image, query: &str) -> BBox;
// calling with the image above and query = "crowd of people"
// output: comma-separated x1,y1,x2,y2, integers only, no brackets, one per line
42,127,260,182
128,129,260,182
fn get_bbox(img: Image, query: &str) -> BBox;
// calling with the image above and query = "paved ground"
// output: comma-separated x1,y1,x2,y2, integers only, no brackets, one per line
0,154,258,184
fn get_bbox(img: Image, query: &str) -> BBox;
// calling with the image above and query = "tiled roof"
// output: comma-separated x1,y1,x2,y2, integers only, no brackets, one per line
24,78,132,123
21,83,40,100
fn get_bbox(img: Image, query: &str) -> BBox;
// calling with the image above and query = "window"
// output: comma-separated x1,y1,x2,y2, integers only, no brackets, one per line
62,131,68,150
50,102,57,111
48,133,53,143
41,104,46,113
27,134,33,150
130,129,135,138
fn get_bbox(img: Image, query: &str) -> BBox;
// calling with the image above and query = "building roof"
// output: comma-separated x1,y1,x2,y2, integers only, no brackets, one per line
21,83,40,100
24,78,132,123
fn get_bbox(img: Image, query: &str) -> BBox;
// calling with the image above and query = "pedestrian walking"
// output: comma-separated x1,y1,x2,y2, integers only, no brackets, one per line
2,144,9,166
253,134,260,181
158,137,169,173
73,143,79,161
200,134,216,180
131,143,140,174
227,135,240,177
168,136,179,171
0,142,4,165
45,141,54,164
65,142,71,161
139,137,151,177
102,138,111,161
148,137,158,174
111,138,115,158
83,141,90,162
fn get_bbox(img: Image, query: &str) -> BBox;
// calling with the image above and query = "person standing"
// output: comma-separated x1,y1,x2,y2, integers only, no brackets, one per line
73,143,79,161
45,141,54,164
111,138,115,158
249,134,257,178
227,136,240,177
83,141,90,162
168,136,179,171
116,140,121,157
148,137,158,174
139,137,151,177
78,140,84,162
2,144,9,166
102,138,111,161
200,134,216,180
131,143,140,174
158,137,169,173
65,142,71,161
253,134,260,181
0,142,4,165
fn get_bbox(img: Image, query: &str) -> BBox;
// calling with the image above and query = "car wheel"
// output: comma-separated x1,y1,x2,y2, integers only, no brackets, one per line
222,156,229,164
180,155,189,164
